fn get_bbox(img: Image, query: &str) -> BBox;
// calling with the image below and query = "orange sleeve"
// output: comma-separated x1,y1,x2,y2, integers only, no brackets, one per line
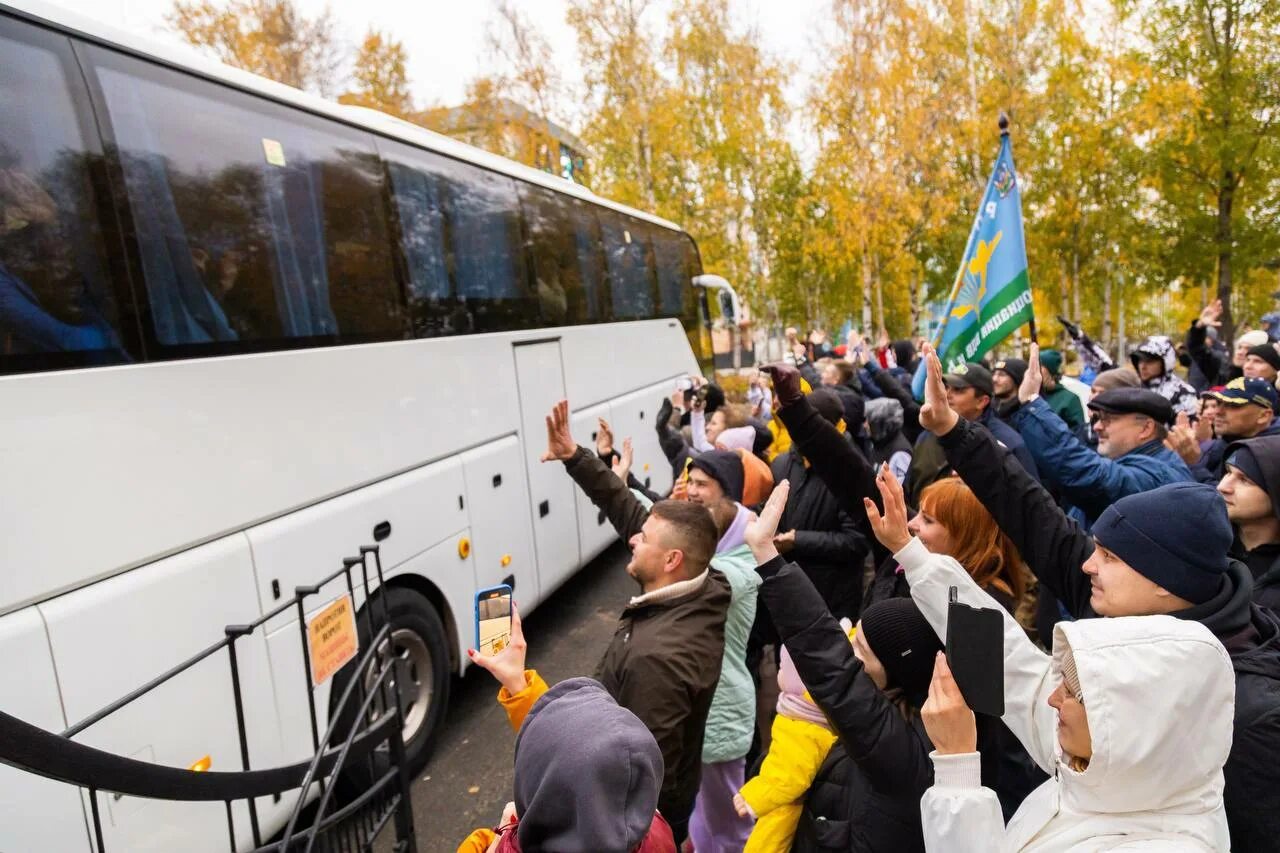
497,670,549,732
456,828,496,853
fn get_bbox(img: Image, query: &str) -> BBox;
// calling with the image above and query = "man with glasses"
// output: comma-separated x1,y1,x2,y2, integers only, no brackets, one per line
1002,346,1194,531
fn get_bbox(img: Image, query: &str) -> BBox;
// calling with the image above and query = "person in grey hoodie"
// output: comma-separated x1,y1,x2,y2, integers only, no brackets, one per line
865,397,913,485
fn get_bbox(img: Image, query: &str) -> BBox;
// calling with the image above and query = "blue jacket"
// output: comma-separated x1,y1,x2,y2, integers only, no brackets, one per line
980,406,1040,483
1011,397,1192,528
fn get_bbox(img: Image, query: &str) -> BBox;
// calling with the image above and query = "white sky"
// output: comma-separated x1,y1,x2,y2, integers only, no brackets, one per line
46,0,828,125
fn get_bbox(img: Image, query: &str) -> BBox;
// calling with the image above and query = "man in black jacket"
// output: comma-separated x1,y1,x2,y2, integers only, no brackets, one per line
769,387,870,622
540,400,729,843
916,342,1280,852
1220,435,1280,612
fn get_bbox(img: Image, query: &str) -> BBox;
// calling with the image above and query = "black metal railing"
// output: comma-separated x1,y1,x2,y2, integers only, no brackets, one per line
0,545,416,853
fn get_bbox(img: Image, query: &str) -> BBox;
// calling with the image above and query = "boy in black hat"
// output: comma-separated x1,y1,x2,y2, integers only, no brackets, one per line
991,358,1027,408
1219,435,1280,611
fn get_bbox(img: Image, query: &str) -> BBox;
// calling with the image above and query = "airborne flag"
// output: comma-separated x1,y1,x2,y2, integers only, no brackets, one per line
914,120,1033,398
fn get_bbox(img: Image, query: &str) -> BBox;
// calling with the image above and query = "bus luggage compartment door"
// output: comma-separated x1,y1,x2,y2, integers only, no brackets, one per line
512,340,581,593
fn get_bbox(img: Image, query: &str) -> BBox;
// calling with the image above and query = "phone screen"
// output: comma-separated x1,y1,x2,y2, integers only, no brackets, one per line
476,587,513,657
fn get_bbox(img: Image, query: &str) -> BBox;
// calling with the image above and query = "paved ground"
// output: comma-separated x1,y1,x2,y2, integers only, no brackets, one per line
408,542,637,851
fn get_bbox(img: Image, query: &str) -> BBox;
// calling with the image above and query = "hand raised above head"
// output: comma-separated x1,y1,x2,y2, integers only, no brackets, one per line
746,480,790,563
863,463,911,554
596,417,615,456
540,400,578,462
1019,342,1044,404
761,363,803,407
612,437,634,481
918,343,960,436
467,603,528,696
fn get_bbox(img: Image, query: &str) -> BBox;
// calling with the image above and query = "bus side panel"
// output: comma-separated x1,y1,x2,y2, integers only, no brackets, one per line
38,534,279,853
560,320,699,410
263,534,476,769
459,437,539,613
571,401,619,566
0,608,91,852
245,456,470,634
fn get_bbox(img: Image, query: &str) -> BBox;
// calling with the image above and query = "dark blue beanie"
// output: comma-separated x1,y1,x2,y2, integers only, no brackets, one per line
1091,482,1232,604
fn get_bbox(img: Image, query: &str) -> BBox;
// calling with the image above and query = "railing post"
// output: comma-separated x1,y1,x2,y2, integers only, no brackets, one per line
224,624,262,848
88,787,106,853
294,584,325,800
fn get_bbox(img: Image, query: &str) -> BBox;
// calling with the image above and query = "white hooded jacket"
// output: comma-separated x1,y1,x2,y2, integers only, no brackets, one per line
1130,336,1199,418
896,538,1236,852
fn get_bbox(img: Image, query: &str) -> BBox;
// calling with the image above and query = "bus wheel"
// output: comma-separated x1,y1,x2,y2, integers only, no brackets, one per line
331,586,450,789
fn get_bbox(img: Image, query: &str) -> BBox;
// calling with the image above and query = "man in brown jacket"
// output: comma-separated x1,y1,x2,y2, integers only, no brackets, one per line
541,400,731,844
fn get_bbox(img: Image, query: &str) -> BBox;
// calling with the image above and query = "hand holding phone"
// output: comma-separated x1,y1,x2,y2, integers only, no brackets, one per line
944,586,1005,717
468,586,525,695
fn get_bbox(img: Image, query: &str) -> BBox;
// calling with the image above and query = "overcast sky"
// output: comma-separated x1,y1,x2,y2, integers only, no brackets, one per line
46,0,828,121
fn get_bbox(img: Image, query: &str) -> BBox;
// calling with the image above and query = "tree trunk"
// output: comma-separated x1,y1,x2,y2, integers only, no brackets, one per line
1102,272,1113,352
1116,288,1127,364
1071,250,1081,324
1217,177,1235,344
861,247,873,333
910,265,922,338
873,254,886,336
1059,262,1070,350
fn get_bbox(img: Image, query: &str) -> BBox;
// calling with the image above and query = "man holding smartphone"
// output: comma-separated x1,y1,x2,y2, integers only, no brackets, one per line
540,400,733,845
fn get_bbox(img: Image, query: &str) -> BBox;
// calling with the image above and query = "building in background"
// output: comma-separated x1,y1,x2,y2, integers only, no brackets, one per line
419,94,590,185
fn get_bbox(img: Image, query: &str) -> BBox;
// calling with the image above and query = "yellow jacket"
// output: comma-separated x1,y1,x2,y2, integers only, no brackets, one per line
739,713,838,853
456,671,549,853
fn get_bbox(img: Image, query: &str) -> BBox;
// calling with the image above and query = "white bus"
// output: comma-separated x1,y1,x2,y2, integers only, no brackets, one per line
0,1,716,848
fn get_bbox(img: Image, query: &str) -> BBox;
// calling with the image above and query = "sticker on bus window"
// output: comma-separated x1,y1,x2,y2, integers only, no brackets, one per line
306,594,358,686
262,138,286,167
623,229,632,244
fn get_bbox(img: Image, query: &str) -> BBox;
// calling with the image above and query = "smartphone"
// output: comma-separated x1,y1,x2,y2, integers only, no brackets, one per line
945,586,1005,717
676,376,695,391
475,585,513,657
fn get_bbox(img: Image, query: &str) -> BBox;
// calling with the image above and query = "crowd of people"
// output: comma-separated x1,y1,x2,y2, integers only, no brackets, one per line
458,311,1280,853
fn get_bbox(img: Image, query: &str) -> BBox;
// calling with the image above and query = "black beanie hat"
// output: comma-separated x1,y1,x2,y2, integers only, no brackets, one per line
807,388,845,425
859,598,942,707
688,450,745,503
1246,344,1280,372
992,358,1028,386
1091,482,1232,604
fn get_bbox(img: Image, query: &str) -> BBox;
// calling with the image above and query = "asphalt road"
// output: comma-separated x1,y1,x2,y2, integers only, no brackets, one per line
408,541,638,851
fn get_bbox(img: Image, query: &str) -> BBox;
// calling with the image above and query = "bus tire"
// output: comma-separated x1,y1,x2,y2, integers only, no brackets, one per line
330,586,450,791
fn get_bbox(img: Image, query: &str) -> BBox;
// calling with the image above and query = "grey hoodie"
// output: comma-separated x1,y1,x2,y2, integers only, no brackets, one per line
513,677,664,853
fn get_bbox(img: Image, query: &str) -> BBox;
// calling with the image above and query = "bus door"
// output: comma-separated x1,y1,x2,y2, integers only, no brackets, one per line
512,340,582,593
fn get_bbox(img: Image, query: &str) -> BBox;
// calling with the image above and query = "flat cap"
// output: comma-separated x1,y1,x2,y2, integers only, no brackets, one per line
1087,388,1174,426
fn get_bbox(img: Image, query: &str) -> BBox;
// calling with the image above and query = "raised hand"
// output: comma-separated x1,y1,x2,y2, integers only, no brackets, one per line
1165,412,1202,466
612,437,634,481
1199,299,1223,329
596,417,615,457
863,463,912,554
466,603,528,696
761,363,803,407
1019,342,1044,403
921,652,977,755
918,342,960,436
539,400,578,462
746,480,790,563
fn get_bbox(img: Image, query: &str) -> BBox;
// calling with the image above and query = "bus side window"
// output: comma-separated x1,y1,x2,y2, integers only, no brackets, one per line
0,19,130,375
518,184,581,327
438,161,535,333
569,200,608,323
599,211,657,321
89,47,399,353
652,229,691,319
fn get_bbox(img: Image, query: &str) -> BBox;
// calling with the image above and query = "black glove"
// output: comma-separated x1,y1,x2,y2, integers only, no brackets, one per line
1058,315,1082,339
761,363,804,407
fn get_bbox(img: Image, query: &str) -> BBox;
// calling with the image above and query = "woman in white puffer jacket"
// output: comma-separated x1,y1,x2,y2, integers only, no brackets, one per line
865,467,1236,852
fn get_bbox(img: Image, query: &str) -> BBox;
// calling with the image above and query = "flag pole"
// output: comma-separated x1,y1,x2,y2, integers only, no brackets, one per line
1000,110,1037,348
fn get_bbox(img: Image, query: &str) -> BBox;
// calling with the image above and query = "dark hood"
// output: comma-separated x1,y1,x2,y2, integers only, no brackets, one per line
689,450,745,503
1225,434,1280,519
514,677,663,853
892,339,917,371
1179,559,1254,640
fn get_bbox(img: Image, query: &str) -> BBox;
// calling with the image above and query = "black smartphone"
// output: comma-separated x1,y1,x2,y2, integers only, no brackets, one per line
945,586,1005,717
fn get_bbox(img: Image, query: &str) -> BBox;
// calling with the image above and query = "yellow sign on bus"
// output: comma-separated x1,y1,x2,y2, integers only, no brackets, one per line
306,594,359,686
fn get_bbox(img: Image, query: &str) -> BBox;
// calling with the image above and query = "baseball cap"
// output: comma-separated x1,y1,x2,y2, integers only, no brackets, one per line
943,362,994,397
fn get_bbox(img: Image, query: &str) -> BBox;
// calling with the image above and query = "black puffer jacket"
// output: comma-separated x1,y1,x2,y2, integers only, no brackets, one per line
770,450,869,621
756,555,931,853
937,416,1280,852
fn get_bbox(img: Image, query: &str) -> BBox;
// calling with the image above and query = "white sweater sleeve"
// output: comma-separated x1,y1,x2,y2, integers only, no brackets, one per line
690,409,714,452
921,752,1007,853
894,537,1060,774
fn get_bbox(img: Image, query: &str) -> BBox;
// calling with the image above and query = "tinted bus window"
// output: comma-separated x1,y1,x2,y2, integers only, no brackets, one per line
382,141,533,335
0,20,128,374
90,47,401,352
520,184,612,326
651,227,696,318
599,212,656,320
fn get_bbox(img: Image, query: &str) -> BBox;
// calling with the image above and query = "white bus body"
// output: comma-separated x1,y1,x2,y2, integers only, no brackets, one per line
0,2,709,848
